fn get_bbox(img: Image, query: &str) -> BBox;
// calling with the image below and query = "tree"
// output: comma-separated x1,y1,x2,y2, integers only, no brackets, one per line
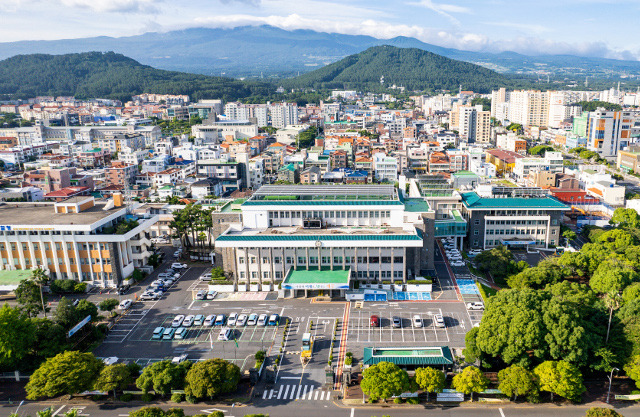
136,360,189,396
31,318,68,360
451,366,489,401
497,365,537,401
604,291,623,344
529,145,554,156
26,351,104,399
129,407,167,417
622,282,640,303
54,297,77,329
474,245,525,285
74,299,98,322
414,367,445,401
507,258,564,289
462,327,481,363
31,268,50,318
610,207,640,229
597,229,637,253
360,361,412,402
98,298,119,312
590,257,639,294
15,280,47,317
0,303,36,369
585,407,624,417
624,354,640,389
563,229,577,243
184,359,240,400
533,360,585,402
94,364,132,398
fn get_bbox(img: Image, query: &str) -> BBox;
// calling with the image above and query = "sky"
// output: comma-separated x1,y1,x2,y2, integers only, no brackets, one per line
1,0,639,60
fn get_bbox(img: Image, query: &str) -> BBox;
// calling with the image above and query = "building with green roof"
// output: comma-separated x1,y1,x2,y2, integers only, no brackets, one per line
363,346,454,370
460,191,569,250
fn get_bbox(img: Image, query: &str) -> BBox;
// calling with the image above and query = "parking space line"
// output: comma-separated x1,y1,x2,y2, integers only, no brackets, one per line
422,315,428,341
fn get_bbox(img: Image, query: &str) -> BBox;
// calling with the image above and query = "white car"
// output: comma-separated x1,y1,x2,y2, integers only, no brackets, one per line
466,302,485,310
196,290,206,300
228,313,238,326
247,313,258,326
434,314,446,328
200,273,212,281
140,291,161,301
118,299,132,310
237,314,248,326
412,315,423,328
171,263,188,270
204,315,215,327
451,262,465,267
257,313,268,326
172,315,185,327
171,354,188,364
183,315,195,327
218,327,232,341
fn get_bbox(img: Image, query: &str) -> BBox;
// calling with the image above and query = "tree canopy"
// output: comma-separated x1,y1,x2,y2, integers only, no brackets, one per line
0,303,36,369
533,360,585,402
497,365,538,401
361,361,412,401
451,366,489,401
184,359,240,400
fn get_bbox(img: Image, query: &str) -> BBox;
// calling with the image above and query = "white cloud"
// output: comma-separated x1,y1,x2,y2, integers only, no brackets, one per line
59,0,162,13
483,21,551,35
406,0,472,25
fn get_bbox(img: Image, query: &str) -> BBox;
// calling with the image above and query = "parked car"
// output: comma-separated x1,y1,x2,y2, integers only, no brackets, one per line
117,285,130,295
118,299,132,310
434,314,446,328
228,313,238,326
204,315,215,327
413,315,423,328
218,327,232,341
200,273,212,281
196,290,206,300
237,314,248,326
268,314,280,326
172,315,185,327
392,316,402,328
370,315,380,327
183,315,195,327
257,313,268,326
214,314,226,326
193,314,205,326
247,313,258,326
162,328,176,340
466,302,485,310
171,263,188,270
206,290,217,300
140,291,160,301
152,327,164,340
173,251,181,258
174,327,188,340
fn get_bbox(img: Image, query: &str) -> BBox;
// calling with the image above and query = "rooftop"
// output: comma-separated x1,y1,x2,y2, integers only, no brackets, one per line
283,267,350,285
403,198,431,213
244,184,400,205
363,346,454,366
0,269,33,287
216,226,423,242
0,201,127,226
460,192,569,210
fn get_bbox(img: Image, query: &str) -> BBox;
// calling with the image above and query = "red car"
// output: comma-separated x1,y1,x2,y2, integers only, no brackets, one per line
370,315,380,327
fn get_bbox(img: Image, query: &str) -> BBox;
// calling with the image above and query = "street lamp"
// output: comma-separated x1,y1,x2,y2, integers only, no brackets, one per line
606,367,619,404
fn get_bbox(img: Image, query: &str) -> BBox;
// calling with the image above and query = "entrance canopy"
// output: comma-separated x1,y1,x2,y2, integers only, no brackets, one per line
282,267,351,290
500,239,535,246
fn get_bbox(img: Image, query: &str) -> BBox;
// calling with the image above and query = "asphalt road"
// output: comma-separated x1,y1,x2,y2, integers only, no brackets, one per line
4,400,640,417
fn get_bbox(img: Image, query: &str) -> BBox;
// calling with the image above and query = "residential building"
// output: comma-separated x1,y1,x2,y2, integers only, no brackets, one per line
105,162,138,187
617,149,640,174
196,160,244,192
513,152,564,182
586,109,637,157
300,166,321,184
373,153,398,182
277,163,299,183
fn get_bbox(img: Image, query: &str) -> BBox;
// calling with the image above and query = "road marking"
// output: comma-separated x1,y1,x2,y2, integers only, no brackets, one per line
499,408,506,417
268,389,274,399
350,408,354,417
277,385,284,399
307,386,314,399
283,384,291,399
296,384,302,399
315,390,319,400
52,405,66,416
280,376,299,379
289,384,297,400
262,390,268,400
302,385,308,398
326,391,331,400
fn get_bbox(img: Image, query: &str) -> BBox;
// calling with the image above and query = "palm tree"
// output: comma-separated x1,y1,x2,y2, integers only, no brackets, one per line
31,267,49,318
604,290,622,344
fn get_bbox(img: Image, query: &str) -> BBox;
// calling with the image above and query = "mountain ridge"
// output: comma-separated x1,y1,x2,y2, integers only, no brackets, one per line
0,25,638,80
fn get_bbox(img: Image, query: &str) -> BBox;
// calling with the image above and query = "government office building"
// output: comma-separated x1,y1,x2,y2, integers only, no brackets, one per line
0,195,157,288
214,185,434,296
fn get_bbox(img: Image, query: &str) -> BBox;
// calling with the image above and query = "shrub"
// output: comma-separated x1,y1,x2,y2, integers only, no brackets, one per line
255,350,266,362
171,393,185,403
210,412,224,417
393,397,403,404
346,352,353,357
141,393,154,402
407,397,420,405
186,395,198,404
345,356,353,366
585,408,624,417
74,282,87,293
119,393,133,402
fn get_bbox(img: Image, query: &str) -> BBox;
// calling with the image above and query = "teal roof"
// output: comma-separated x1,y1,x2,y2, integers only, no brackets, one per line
363,347,454,366
242,200,403,206
216,231,422,242
404,198,431,213
283,267,350,285
460,192,568,210
452,170,478,177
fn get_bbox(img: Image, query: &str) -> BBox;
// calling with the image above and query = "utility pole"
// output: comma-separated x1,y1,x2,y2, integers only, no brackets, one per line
606,367,619,404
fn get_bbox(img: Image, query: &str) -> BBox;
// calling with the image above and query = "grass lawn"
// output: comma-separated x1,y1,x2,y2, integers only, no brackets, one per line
477,282,498,302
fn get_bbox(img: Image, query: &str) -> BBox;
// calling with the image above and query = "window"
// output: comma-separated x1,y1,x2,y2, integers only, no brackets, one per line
333,256,343,264
250,257,256,264
297,257,306,264
309,257,318,265
251,272,257,279
263,272,269,279
474,230,479,235
239,257,245,264
262,257,268,264
321,256,330,264
393,256,403,263
285,257,293,264
381,257,391,263
240,272,245,279
275,271,282,279
474,219,480,225
274,256,281,264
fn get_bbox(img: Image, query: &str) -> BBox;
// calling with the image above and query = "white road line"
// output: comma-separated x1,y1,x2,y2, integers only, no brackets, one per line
302,385,308,398
289,385,296,400
326,391,331,400
499,408,506,417
319,391,325,400
268,389,274,399
350,408,355,417
314,390,319,400
283,385,291,399
296,384,302,399
262,390,268,400
277,385,284,399
307,386,315,399
52,405,66,416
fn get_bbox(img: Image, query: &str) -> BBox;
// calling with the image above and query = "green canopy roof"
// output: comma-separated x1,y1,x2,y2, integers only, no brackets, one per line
363,346,454,366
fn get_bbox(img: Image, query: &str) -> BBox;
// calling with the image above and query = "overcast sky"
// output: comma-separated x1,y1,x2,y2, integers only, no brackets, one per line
1,0,639,60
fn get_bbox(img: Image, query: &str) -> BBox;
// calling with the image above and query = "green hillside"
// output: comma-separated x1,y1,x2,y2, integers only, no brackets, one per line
283,45,530,93
0,52,273,102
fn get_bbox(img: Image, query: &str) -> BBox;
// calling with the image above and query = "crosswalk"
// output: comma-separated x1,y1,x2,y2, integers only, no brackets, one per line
262,384,332,401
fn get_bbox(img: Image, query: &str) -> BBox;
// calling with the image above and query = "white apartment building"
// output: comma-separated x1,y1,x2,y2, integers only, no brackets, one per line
373,153,399,182
513,152,564,182
270,103,299,129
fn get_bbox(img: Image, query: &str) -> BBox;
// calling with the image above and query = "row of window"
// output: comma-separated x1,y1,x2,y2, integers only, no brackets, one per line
2,256,111,266
238,270,404,280
239,256,404,265
485,219,548,226
0,242,110,251
485,229,553,236
268,210,392,219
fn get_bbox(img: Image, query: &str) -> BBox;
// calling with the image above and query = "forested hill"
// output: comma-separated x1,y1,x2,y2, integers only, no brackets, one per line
0,52,274,102
283,45,529,93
